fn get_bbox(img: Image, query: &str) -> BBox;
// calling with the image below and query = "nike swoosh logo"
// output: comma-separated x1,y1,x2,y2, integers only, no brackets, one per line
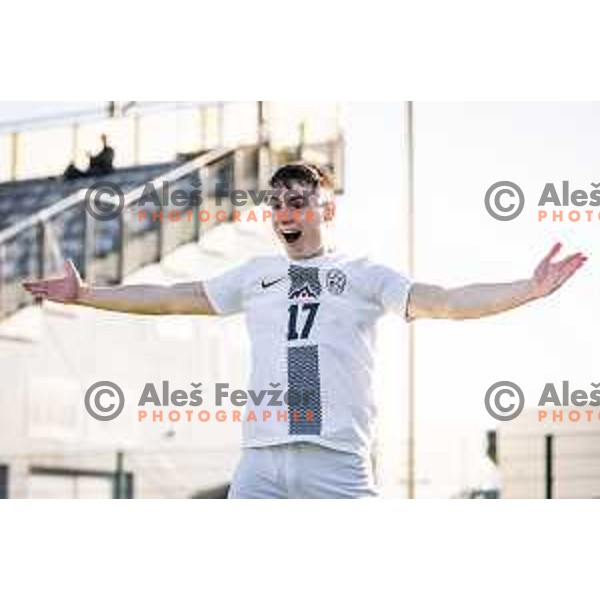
261,277,285,289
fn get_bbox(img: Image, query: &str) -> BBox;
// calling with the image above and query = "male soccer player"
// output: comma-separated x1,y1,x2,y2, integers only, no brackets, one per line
23,163,588,499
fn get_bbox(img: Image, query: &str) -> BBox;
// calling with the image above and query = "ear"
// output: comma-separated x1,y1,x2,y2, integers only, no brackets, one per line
323,196,336,222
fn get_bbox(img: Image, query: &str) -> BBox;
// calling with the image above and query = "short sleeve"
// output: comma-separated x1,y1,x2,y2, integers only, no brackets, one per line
203,260,252,315
367,263,414,320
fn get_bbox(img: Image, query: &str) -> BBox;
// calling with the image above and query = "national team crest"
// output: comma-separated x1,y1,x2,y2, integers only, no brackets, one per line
326,268,347,295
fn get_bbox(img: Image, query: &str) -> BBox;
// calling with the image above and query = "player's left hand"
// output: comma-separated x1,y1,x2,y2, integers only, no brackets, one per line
531,242,588,299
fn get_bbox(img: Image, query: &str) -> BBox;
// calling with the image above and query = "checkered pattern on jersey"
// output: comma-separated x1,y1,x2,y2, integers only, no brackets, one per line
287,345,322,435
288,265,322,300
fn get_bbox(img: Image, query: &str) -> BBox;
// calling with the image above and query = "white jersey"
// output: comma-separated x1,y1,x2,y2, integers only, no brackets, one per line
203,251,413,457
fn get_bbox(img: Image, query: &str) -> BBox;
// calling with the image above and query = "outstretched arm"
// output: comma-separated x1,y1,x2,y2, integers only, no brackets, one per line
22,260,217,316
407,243,588,320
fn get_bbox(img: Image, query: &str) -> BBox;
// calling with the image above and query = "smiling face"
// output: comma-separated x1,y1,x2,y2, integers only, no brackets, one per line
268,164,335,260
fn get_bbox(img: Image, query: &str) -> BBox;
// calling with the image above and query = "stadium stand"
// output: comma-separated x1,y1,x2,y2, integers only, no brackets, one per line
0,149,240,319
0,162,174,231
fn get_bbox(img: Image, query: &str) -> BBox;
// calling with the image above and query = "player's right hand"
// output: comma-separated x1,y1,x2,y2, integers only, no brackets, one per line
22,259,83,304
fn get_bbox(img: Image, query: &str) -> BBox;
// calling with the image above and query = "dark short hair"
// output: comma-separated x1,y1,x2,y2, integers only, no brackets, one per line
269,162,334,192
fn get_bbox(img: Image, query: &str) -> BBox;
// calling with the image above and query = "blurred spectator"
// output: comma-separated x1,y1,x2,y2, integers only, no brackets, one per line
64,134,115,180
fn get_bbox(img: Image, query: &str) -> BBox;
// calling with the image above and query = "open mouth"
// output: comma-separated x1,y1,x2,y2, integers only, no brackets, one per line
281,230,302,244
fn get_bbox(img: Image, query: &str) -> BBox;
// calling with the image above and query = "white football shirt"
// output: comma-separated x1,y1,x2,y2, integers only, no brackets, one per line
203,251,413,456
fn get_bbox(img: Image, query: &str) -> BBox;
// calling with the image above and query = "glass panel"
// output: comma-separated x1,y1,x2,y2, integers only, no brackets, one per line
138,111,178,164
0,134,12,181
223,101,259,146
16,125,73,179
203,104,222,148
176,107,203,155
268,102,341,148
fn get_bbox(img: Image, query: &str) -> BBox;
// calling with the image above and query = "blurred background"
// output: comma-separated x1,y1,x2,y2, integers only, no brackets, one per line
0,101,597,499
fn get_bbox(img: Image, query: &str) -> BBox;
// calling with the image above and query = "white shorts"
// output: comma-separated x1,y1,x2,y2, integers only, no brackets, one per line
228,442,378,499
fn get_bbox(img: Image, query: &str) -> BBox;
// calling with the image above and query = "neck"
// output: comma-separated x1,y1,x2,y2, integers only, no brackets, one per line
290,246,330,261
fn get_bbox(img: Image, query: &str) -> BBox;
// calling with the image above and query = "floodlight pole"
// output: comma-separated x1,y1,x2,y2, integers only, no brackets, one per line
258,101,270,189
405,101,416,499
